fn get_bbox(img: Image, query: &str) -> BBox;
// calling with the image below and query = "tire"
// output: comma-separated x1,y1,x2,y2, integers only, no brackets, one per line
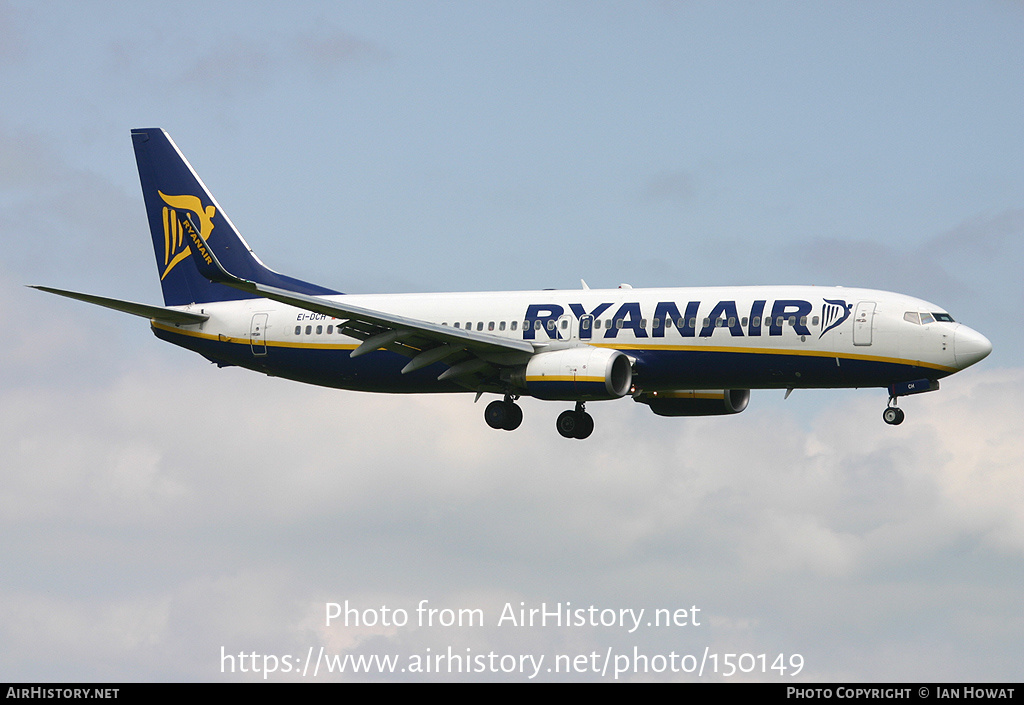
556,410,577,438
503,403,523,431
485,400,508,430
574,412,594,439
882,407,905,425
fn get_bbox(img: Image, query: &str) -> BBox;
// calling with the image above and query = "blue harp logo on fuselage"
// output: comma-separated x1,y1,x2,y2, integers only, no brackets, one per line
820,299,852,338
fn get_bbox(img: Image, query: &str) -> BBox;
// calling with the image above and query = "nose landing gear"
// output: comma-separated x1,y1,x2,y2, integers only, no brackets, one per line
882,379,940,426
882,398,905,425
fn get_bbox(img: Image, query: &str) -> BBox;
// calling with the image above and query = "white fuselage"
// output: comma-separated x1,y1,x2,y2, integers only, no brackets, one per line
151,284,989,395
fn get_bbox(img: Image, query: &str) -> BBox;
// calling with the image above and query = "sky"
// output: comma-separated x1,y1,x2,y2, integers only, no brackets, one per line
1,0,1022,682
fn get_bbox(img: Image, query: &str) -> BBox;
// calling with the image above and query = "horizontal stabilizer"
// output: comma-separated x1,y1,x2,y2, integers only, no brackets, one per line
28,286,209,324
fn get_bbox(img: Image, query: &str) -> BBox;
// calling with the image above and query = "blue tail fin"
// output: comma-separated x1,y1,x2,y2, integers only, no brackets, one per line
131,128,339,306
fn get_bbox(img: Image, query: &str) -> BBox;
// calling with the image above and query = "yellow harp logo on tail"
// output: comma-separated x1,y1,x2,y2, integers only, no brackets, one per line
158,191,216,280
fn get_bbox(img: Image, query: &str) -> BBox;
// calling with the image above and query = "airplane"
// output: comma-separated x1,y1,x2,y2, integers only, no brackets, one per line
31,128,993,439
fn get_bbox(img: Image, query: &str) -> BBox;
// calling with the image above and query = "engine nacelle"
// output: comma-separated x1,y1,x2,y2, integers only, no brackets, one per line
513,347,633,401
634,389,750,417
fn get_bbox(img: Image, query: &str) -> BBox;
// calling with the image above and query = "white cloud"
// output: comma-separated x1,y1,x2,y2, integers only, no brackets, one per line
1,331,1020,679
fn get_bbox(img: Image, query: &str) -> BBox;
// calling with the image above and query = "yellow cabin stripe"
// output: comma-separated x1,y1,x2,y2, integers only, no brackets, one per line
152,321,359,350
589,341,957,374
525,375,606,383
151,322,956,373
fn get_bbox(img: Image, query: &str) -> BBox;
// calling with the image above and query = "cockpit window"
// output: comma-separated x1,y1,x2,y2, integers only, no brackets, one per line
906,311,953,325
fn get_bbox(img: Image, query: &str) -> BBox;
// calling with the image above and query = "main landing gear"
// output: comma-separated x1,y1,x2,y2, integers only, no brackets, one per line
484,397,595,438
484,395,523,431
882,398,905,426
556,401,594,440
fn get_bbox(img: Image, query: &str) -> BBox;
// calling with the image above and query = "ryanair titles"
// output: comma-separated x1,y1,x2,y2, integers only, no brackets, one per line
181,215,213,266
522,299,852,341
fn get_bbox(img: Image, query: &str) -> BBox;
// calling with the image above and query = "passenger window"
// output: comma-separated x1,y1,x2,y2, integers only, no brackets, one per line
305,326,312,335
799,316,807,327
560,319,568,329
582,318,591,330
295,326,301,335
477,322,483,331
741,317,747,327
752,316,761,327
499,321,506,331
811,316,819,326
316,325,323,334
640,319,647,329
616,319,624,329
454,322,460,328
727,317,736,327
547,320,556,330
327,325,334,334
511,321,517,331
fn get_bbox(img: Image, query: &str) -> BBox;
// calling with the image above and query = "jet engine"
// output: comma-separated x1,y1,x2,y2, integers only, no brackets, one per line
634,389,750,416
511,347,633,401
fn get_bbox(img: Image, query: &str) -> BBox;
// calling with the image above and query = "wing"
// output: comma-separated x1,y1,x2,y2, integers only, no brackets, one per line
187,226,535,389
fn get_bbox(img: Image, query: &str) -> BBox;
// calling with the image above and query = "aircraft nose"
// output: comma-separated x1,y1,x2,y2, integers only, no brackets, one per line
954,325,993,369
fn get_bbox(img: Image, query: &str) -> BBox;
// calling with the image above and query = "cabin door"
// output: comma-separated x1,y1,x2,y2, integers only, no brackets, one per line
250,313,268,356
853,301,875,346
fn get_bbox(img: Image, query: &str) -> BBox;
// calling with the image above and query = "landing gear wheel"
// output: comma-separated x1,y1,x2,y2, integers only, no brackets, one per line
485,400,508,430
574,412,594,439
556,408,595,439
503,402,523,431
882,406,905,425
556,410,578,438
485,399,523,431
